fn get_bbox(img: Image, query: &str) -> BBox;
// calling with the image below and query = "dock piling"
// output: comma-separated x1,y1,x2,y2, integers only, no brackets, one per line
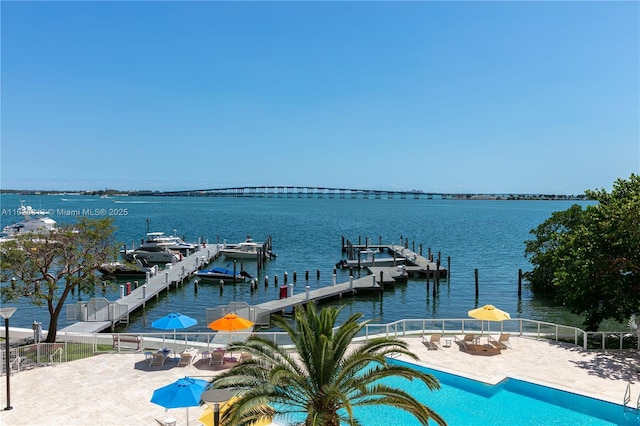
475,269,479,297
518,269,522,298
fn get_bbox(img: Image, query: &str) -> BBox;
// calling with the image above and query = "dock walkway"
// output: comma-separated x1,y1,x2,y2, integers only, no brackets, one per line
342,244,448,279
255,274,382,315
59,244,220,334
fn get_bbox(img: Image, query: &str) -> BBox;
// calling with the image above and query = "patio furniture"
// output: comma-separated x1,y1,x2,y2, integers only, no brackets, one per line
422,333,443,350
489,333,512,349
455,334,477,351
149,352,167,367
209,348,225,366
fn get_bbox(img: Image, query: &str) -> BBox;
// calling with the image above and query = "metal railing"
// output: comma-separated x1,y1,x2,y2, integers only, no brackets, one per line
65,297,129,324
2,318,637,374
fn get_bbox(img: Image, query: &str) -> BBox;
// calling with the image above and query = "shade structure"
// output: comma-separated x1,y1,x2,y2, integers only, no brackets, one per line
199,396,273,426
208,313,254,332
151,377,209,425
152,312,198,344
468,305,511,322
468,304,510,336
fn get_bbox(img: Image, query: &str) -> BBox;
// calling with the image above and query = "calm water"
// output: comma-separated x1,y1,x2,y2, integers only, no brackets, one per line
0,194,597,332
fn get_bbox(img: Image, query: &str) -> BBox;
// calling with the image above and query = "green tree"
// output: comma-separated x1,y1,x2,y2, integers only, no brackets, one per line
0,217,118,342
213,304,446,426
524,174,640,330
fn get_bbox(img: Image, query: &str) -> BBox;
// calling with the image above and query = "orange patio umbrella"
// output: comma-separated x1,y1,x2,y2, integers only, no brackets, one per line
207,313,254,332
208,313,254,358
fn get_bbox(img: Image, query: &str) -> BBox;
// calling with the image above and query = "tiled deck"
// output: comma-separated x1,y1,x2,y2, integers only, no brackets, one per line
1,336,638,425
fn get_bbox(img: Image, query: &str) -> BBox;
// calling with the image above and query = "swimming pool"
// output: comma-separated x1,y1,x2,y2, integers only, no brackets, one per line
274,358,640,425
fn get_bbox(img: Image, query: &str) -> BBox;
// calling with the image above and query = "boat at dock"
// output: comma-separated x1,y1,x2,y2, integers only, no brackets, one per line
121,246,180,264
98,257,159,278
195,266,253,283
120,230,195,263
138,232,198,254
1,200,56,241
221,237,276,260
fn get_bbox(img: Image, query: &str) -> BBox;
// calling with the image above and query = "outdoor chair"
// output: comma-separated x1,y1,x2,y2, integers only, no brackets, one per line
455,334,477,351
149,352,166,367
209,348,225,366
178,352,194,367
489,333,512,349
422,333,443,350
239,351,253,362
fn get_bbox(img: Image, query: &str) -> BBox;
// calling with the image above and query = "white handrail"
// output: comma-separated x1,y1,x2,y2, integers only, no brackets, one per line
624,383,631,407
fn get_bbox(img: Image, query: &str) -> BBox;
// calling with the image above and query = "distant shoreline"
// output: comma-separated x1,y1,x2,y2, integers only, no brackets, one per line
0,188,588,201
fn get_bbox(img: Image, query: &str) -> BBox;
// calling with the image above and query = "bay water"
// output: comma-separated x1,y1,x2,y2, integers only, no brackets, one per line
0,193,596,333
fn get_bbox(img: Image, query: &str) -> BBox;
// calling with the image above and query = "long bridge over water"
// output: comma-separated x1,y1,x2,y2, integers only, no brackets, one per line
144,186,581,200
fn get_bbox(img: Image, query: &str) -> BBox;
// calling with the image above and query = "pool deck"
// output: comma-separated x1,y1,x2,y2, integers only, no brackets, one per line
1,336,639,425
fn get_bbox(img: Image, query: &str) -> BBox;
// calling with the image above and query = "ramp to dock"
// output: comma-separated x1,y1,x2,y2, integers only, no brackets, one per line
60,244,220,334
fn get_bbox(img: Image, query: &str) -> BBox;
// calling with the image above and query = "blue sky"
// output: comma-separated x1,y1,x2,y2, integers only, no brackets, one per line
1,1,638,195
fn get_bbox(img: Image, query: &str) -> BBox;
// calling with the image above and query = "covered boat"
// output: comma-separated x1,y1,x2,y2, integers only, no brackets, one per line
195,267,252,283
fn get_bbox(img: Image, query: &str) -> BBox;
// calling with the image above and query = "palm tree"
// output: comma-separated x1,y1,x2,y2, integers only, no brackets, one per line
213,304,446,426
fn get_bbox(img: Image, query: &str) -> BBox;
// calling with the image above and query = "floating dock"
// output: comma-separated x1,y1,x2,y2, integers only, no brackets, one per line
250,242,447,322
339,243,448,279
59,243,220,334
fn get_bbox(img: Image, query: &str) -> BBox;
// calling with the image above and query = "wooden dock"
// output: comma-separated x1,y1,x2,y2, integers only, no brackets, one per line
59,243,221,334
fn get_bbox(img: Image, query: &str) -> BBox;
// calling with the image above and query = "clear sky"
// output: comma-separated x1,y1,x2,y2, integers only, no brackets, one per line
1,1,638,195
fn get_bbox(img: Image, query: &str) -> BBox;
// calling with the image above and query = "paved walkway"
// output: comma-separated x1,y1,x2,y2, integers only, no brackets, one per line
0,336,638,425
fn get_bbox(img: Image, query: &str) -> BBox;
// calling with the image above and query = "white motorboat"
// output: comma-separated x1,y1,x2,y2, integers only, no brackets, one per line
121,245,180,264
138,232,198,254
98,257,159,278
120,230,195,263
1,200,56,240
221,237,276,260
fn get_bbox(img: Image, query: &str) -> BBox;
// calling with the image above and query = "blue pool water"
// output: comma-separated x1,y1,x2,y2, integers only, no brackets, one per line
275,358,640,426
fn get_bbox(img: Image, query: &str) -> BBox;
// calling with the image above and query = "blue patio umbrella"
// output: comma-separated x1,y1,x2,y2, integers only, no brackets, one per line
151,312,198,345
151,376,210,425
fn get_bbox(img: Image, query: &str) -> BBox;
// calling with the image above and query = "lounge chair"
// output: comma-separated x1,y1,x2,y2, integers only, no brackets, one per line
239,351,253,362
209,349,225,366
149,352,166,367
422,333,443,350
489,333,512,349
455,334,477,351
178,352,194,367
